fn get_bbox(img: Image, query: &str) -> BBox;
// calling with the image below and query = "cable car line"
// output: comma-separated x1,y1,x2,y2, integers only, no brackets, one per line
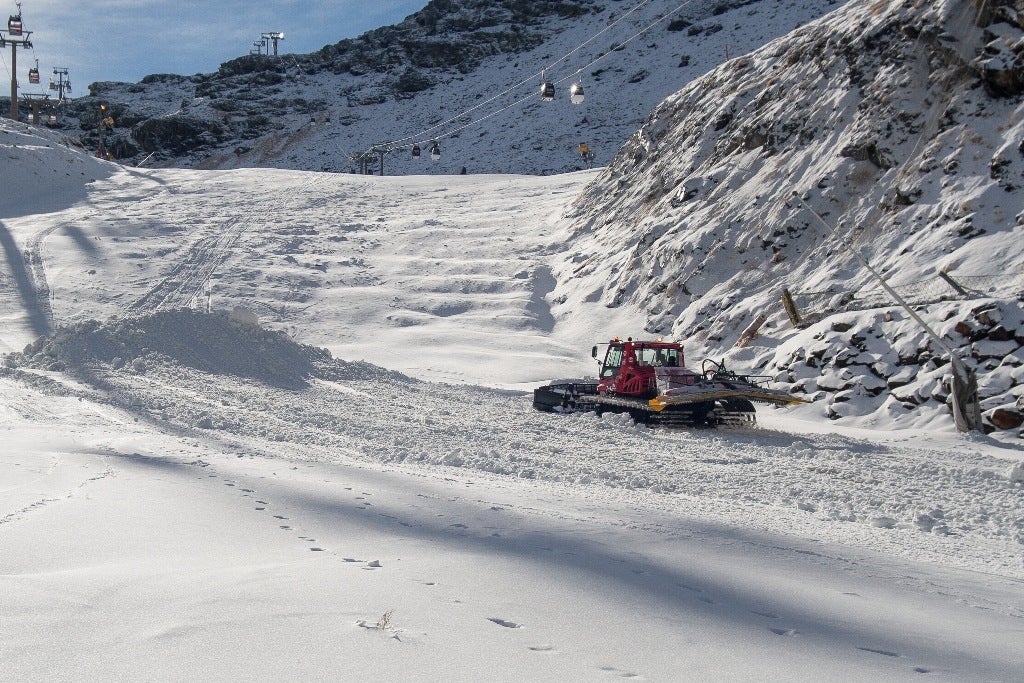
358,0,703,166
359,0,668,158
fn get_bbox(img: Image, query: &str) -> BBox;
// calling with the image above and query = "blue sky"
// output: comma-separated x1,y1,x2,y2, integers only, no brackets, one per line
5,1,429,96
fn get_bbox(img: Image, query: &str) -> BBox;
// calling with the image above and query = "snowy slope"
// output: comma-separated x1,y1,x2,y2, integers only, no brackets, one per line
2,2,1024,679
551,0,1024,434
2,106,1024,683
2,114,1023,574
51,0,839,175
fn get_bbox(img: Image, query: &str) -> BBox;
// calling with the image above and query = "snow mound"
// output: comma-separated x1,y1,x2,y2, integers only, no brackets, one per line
0,120,115,219
5,309,399,390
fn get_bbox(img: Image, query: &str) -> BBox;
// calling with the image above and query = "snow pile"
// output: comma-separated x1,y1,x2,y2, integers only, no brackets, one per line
0,123,114,218
4,308,400,391
551,0,1024,435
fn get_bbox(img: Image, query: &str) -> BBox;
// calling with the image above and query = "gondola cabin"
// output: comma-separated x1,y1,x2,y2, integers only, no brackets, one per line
540,81,555,101
429,142,441,161
570,82,585,105
28,66,39,84
411,144,421,160
8,13,22,35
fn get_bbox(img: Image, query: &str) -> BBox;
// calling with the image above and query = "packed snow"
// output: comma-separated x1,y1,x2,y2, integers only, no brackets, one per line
2,113,1023,680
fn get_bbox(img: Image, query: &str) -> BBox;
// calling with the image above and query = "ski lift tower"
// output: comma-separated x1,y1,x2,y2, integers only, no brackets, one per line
22,92,48,124
261,32,284,56
50,67,71,103
1,2,33,121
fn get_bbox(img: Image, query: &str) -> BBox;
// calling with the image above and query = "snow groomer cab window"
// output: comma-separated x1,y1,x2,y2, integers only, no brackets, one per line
601,345,623,377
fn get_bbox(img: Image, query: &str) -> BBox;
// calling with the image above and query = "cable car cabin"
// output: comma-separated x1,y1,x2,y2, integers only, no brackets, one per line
8,14,22,35
570,82,585,104
45,113,57,126
429,142,440,161
540,81,555,101
411,144,421,160
28,67,39,84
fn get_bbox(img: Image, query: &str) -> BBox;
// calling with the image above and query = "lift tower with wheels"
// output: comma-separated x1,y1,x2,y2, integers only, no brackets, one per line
1,2,32,120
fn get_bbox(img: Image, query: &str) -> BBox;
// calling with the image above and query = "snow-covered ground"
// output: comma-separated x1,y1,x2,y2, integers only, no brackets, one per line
2,120,1023,681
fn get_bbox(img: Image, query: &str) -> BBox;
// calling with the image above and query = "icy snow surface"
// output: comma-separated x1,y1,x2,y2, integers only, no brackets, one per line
2,113,1024,681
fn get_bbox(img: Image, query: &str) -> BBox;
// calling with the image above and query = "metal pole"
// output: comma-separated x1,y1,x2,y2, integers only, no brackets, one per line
10,42,17,120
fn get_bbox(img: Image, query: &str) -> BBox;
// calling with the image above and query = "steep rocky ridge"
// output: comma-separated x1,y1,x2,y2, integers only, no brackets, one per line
551,0,1024,434
48,0,835,174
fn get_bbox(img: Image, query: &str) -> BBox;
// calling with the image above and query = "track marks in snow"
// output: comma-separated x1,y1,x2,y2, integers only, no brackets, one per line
0,453,113,526
751,609,780,619
598,664,643,679
769,627,800,637
202,465,409,567
0,496,62,526
487,617,522,629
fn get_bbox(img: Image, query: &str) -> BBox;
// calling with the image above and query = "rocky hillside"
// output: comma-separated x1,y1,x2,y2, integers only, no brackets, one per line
550,0,1024,435
47,0,835,174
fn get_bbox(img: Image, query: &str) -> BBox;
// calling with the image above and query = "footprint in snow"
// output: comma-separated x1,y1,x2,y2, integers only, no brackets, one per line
488,618,521,629
770,628,799,637
599,665,642,679
528,645,557,653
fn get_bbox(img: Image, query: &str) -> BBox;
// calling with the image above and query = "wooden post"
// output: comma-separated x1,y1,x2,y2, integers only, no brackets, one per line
938,271,969,297
781,288,802,327
735,313,768,348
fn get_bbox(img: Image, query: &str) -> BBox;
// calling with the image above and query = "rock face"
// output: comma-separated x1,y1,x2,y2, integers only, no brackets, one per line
974,0,1024,97
770,302,1024,433
132,117,228,155
551,0,1024,434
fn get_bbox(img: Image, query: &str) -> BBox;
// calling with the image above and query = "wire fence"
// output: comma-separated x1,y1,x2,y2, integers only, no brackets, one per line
789,271,1024,324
